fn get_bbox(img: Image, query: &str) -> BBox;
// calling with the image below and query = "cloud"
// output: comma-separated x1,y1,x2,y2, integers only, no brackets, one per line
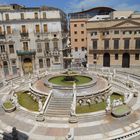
115,3,140,11
65,0,140,13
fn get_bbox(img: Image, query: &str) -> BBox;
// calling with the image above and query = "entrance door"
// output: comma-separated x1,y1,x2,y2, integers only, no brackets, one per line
46,58,50,67
3,61,9,76
122,53,130,68
23,58,33,74
103,53,110,67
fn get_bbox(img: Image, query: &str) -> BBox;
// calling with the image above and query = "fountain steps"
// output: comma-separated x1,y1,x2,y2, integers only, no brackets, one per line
45,94,73,117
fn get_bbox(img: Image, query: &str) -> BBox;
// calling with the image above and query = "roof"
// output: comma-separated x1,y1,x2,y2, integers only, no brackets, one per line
69,6,115,15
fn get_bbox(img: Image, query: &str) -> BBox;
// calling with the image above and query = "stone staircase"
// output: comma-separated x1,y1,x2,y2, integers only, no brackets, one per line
45,92,73,118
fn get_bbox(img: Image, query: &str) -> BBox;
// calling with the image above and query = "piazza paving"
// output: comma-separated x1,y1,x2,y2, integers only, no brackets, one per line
0,69,140,139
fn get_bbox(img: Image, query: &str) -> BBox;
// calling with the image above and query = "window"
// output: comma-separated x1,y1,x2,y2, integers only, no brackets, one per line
91,32,97,36
74,24,77,27
9,45,14,54
39,59,43,68
81,47,85,51
21,25,26,33
74,31,77,34
20,13,24,19
104,39,109,49
54,57,59,62
7,26,12,34
11,59,16,65
0,26,2,34
114,30,119,34
103,31,109,36
93,53,97,59
43,24,48,32
37,43,42,53
34,12,38,19
124,39,130,49
123,31,126,34
81,31,84,34
81,24,84,27
136,39,140,49
0,45,5,52
81,38,84,41
135,54,139,60
123,31,132,35
75,39,78,42
115,54,118,60
93,40,97,49
114,39,119,49
45,42,49,51
23,42,28,50
43,12,46,19
53,41,58,50
5,14,9,20
75,47,78,52
35,25,40,33
134,30,140,34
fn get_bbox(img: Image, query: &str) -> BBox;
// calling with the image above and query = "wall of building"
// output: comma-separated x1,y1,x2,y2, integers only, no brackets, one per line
87,18,140,68
70,19,87,63
0,5,67,78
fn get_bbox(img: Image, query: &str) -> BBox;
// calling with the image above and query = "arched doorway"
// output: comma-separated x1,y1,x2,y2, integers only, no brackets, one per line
103,53,110,67
122,53,130,68
23,58,33,74
3,61,9,76
46,58,50,67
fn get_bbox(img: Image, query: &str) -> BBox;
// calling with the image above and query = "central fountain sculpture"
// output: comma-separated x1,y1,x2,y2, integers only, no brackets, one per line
62,69,79,82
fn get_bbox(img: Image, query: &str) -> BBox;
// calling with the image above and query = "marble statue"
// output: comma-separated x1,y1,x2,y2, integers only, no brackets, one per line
86,63,89,71
113,69,116,77
45,70,48,76
124,92,129,103
105,95,112,112
39,99,43,112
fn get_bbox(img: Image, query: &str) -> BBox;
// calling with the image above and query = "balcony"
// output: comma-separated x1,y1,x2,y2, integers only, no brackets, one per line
53,50,60,56
44,51,52,57
20,32,29,38
16,49,36,56
0,52,8,61
0,33,5,39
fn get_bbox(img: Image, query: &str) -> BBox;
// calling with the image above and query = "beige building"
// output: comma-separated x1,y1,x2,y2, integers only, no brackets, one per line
87,11,140,68
0,4,68,81
69,7,114,66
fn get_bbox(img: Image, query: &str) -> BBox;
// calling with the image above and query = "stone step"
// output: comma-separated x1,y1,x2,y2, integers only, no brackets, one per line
48,107,71,110
51,99,72,102
48,103,71,106
45,94,73,117
47,108,69,112
45,111,70,116
45,112,70,116
52,97,72,99
49,101,72,104
46,113,70,117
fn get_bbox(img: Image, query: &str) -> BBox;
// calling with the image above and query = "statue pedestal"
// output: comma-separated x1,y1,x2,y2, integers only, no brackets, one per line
36,113,45,122
69,115,78,123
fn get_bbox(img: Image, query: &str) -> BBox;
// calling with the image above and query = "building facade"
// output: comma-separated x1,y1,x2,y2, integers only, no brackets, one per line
87,11,140,68
69,7,114,66
0,4,67,79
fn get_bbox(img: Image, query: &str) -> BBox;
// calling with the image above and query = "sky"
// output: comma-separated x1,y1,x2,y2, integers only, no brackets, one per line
0,0,140,13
